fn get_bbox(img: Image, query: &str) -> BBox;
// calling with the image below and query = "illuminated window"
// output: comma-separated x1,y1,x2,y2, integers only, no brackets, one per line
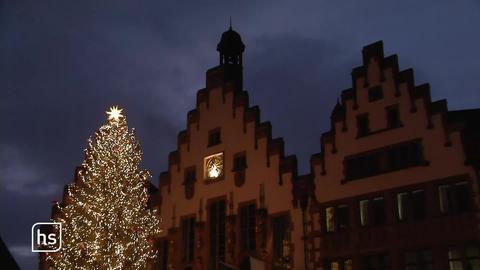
359,200,369,226
326,259,352,270
397,192,408,221
330,261,340,270
344,259,353,270
359,197,384,226
466,246,480,270
448,245,480,270
449,247,463,270
397,190,425,222
204,153,224,180
325,205,349,232
325,207,335,232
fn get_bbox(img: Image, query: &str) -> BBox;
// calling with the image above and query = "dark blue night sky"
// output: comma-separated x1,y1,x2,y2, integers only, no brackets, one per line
1,1,479,269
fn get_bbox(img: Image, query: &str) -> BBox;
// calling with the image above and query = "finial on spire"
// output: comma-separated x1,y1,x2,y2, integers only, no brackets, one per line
229,16,232,30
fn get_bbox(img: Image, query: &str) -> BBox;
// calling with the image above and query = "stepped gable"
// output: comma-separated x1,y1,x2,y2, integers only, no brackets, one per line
311,40,473,176
158,81,298,201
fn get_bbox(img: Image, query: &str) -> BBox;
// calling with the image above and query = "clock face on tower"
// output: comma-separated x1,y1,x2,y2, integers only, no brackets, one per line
204,152,224,180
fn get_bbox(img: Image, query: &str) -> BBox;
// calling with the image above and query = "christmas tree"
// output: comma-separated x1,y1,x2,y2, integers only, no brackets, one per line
46,106,161,269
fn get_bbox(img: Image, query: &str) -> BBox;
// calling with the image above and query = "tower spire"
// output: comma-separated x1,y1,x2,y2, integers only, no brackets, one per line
215,25,245,91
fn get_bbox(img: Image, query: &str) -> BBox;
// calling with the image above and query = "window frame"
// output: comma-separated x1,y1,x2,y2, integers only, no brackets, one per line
239,202,257,252
208,128,222,147
233,151,247,172
438,181,471,215
386,105,402,129
368,86,384,102
181,216,196,263
356,113,370,137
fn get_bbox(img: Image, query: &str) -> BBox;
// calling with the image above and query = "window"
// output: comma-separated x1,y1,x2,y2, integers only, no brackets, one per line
387,142,422,171
448,245,480,270
157,239,169,270
184,167,196,183
362,254,390,270
325,258,353,270
204,153,224,181
404,250,433,270
359,197,384,226
208,128,221,146
397,192,408,221
240,203,256,251
345,140,424,180
324,205,349,232
412,190,426,219
369,86,384,102
357,114,370,137
466,245,480,270
209,200,226,270
326,207,335,232
439,182,471,214
360,200,369,226
387,107,401,128
397,190,426,222
337,205,349,231
448,248,463,270
184,167,196,199
372,197,386,225
272,215,289,260
344,259,353,270
181,217,195,262
233,152,247,171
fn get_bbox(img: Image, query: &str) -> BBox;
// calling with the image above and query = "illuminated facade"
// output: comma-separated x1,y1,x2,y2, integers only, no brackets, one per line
157,30,480,270
306,42,480,270
39,28,480,270
156,27,305,270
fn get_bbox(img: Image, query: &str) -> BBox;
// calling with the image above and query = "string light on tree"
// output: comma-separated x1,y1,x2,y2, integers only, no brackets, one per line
46,106,162,270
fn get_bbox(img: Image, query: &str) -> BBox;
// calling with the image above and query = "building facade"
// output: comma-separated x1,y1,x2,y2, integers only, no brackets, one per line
40,28,480,270
156,27,305,270
156,30,480,270
307,42,480,270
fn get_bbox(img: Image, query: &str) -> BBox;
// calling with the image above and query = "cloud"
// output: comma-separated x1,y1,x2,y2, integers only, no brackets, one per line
0,145,60,196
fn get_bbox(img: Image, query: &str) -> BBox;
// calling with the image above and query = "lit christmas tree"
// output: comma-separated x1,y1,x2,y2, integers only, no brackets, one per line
46,106,161,270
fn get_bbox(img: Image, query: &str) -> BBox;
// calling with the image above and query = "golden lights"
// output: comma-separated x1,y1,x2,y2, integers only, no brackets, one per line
204,152,224,180
106,106,124,122
46,106,161,270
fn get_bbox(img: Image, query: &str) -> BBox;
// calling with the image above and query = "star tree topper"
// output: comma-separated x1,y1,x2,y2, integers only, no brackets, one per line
106,106,124,122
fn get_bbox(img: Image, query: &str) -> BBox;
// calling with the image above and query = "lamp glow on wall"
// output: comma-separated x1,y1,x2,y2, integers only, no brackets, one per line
204,152,224,180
